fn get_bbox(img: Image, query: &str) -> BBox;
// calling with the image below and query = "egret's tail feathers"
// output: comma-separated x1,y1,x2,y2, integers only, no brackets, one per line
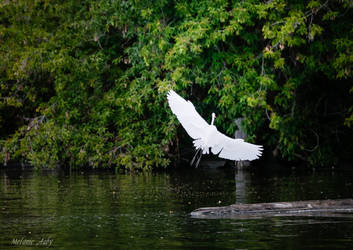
193,139,209,154
193,139,202,150
191,139,208,167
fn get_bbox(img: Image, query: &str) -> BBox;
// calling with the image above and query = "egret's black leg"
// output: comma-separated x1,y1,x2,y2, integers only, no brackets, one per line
190,148,201,166
195,152,202,168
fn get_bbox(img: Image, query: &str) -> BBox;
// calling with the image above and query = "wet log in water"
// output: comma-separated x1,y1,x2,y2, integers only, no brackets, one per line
191,199,353,219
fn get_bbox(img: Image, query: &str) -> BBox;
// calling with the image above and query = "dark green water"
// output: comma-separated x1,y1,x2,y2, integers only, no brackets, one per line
1,165,353,249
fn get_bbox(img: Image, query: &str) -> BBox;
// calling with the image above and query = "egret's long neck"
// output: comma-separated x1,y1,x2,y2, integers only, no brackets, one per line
211,114,215,125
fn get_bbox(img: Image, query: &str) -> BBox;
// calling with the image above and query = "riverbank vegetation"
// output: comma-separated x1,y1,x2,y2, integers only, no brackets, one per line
1,0,352,169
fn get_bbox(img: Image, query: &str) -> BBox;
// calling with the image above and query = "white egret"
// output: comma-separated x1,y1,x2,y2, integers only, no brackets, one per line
167,90,263,167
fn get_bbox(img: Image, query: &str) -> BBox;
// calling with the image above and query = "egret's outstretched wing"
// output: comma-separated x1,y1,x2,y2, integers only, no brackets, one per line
211,131,263,161
167,90,209,139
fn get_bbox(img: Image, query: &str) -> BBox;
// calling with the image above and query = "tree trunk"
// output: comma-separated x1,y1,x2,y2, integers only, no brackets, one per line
191,199,353,219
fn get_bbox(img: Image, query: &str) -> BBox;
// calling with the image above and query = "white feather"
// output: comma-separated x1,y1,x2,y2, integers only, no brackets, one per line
167,90,209,139
167,90,263,161
213,134,263,161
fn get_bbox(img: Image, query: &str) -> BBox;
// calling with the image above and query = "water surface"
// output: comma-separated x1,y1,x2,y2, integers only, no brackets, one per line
1,165,353,249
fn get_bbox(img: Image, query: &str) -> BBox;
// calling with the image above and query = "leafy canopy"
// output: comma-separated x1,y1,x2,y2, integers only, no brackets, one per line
1,0,352,169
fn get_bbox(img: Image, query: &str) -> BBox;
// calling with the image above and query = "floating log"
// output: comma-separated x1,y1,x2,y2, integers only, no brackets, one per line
191,199,353,219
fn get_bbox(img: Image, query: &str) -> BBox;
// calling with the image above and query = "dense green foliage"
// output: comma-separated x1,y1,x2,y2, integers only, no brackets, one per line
1,0,352,169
